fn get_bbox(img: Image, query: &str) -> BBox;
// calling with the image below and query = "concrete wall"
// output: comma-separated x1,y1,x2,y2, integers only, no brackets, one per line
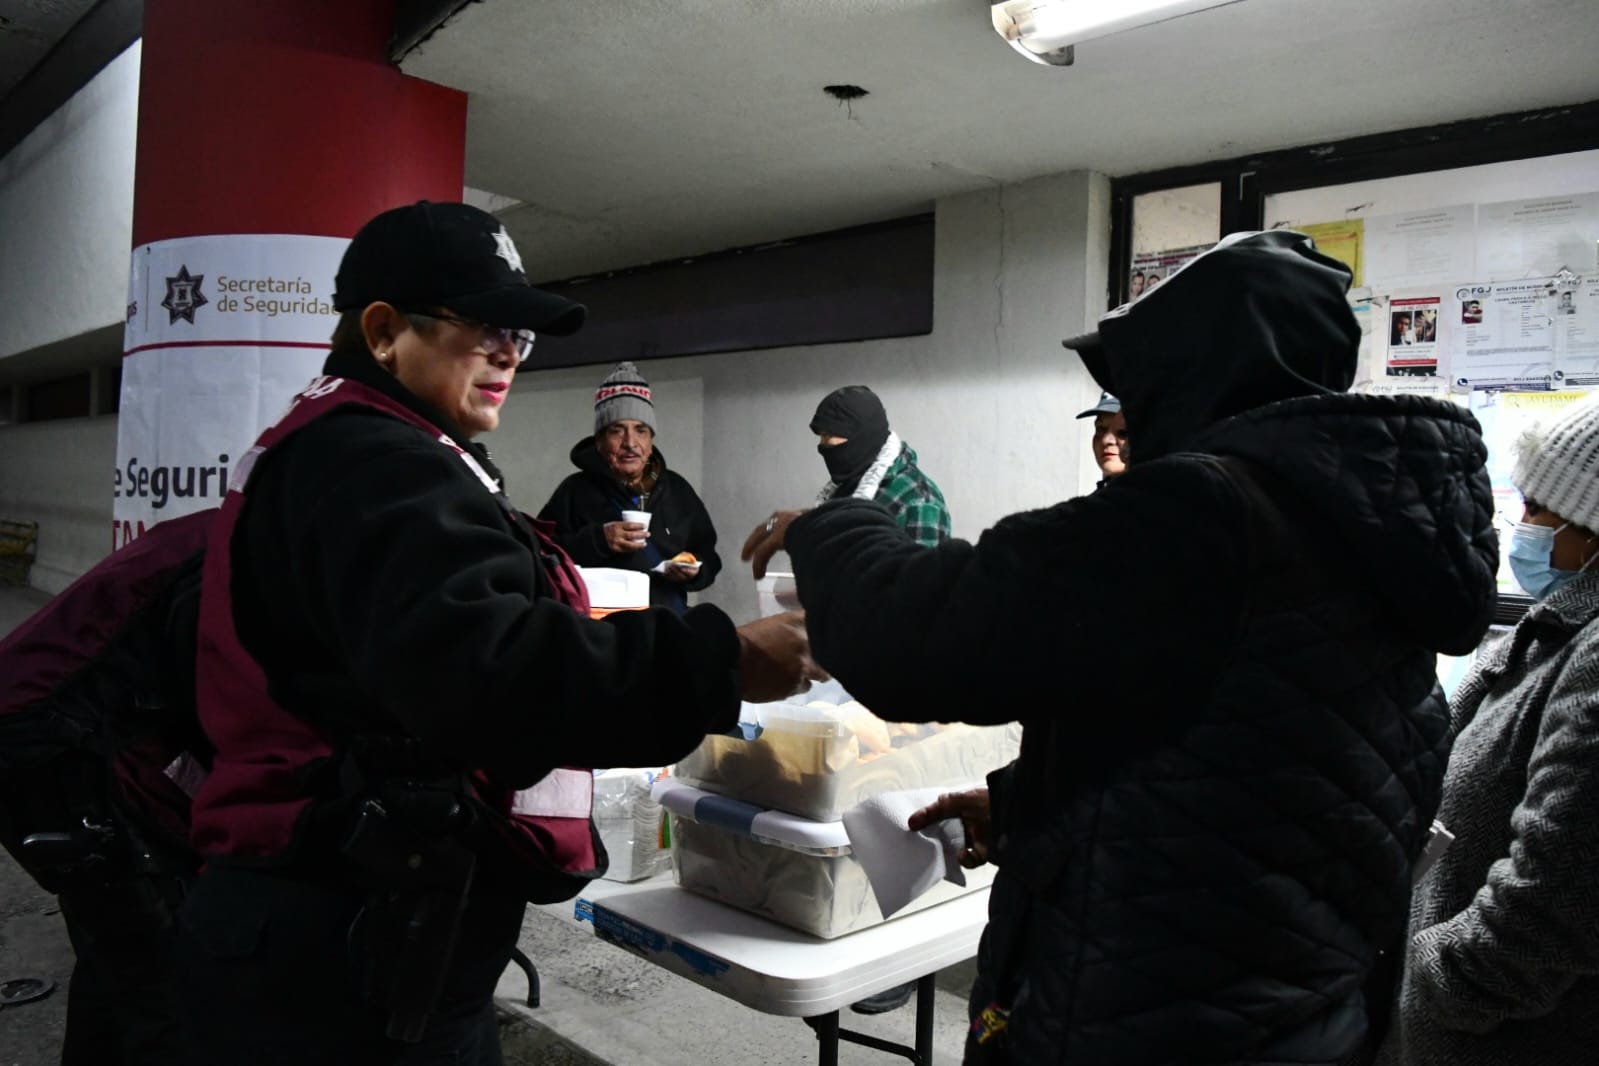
502,171,1112,623
0,416,117,594
0,42,138,363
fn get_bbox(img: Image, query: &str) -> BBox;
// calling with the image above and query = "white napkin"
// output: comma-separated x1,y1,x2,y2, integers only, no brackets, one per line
841,787,968,919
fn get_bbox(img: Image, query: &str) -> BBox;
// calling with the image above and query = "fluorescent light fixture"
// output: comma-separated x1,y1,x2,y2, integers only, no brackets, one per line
991,0,1244,66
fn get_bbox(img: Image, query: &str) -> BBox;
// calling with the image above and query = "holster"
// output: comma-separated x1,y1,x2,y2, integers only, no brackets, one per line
339,791,477,1043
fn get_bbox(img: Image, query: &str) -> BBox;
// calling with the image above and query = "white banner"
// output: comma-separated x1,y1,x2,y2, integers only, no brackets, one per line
115,234,348,548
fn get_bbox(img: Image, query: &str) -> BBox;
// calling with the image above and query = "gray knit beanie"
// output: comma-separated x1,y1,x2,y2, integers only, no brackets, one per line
1512,391,1599,532
593,361,655,435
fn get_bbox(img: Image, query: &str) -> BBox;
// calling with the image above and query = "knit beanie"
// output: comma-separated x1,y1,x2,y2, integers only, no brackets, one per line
593,361,655,434
1512,391,1599,532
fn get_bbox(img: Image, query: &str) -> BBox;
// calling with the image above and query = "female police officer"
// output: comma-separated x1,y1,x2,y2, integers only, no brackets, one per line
176,202,814,1065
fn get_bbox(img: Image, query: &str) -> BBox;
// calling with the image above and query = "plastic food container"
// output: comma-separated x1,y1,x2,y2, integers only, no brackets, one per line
673,680,1022,822
653,780,993,939
593,768,670,883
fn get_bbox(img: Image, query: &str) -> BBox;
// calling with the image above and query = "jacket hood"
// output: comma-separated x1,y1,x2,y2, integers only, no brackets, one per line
569,436,667,483
1078,230,1361,465
1193,393,1498,654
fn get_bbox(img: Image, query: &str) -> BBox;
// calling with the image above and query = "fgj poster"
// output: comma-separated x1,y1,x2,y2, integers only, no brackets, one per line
1447,278,1561,391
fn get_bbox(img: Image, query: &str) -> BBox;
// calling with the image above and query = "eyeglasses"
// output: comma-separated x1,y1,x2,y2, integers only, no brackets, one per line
406,310,536,364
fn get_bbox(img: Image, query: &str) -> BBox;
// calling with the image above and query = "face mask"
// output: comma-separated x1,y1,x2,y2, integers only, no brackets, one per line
818,438,878,484
1508,520,1577,600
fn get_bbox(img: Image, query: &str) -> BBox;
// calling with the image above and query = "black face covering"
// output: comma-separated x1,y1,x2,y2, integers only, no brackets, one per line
818,437,879,484
811,386,890,492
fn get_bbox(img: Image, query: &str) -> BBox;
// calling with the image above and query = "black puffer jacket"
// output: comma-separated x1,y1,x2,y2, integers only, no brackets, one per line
538,438,722,614
787,236,1497,1065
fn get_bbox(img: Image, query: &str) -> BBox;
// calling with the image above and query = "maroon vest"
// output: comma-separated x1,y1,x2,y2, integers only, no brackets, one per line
189,374,602,897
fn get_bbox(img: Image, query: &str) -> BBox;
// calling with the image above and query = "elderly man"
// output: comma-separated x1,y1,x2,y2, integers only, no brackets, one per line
539,361,720,613
1079,390,1128,485
768,231,1499,1064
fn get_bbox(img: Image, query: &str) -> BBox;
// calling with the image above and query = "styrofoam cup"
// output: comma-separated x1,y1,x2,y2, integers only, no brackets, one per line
620,509,652,530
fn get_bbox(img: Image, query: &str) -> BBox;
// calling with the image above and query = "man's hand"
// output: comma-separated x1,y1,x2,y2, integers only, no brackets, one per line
603,520,649,554
740,509,807,580
908,787,992,868
736,610,827,702
662,561,697,583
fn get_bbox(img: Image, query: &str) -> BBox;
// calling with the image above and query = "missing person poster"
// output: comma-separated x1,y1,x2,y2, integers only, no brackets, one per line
1448,279,1560,390
1129,243,1211,300
1387,295,1441,376
1555,275,1599,385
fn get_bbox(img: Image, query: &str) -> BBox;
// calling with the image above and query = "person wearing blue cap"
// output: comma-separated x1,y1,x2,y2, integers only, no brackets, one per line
1077,390,1128,485
769,230,1500,1066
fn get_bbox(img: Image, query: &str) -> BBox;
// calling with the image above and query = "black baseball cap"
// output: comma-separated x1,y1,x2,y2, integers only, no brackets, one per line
1076,391,1121,419
333,201,586,335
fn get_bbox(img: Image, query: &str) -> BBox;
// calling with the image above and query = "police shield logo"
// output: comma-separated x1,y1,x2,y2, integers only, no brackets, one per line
162,265,208,324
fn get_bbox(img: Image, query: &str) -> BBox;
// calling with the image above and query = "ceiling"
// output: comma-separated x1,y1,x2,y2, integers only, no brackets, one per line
403,0,1599,283
0,0,95,99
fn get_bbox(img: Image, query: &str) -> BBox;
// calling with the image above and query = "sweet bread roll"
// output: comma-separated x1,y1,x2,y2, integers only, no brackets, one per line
853,715,893,755
672,551,699,565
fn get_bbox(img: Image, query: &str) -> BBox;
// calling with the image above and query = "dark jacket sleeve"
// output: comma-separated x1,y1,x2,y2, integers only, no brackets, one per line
673,474,722,593
537,476,614,567
263,420,740,786
784,458,1250,730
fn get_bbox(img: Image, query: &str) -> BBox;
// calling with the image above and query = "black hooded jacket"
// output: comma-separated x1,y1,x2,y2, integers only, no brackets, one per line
786,234,1498,1065
538,438,722,614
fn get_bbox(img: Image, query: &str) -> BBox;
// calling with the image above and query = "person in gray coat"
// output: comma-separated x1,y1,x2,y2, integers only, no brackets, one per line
1374,391,1599,1065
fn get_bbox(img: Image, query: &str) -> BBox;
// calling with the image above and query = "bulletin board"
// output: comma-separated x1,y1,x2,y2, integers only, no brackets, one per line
1267,149,1599,599
1265,150,1599,398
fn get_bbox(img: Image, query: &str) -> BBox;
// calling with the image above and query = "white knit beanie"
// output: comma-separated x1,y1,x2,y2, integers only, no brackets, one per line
593,361,655,435
1511,391,1599,532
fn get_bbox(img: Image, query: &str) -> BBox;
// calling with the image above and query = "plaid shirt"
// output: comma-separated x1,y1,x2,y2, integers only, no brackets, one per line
873,444,951,547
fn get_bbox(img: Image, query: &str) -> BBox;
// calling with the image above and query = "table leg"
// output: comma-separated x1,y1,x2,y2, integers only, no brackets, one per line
914,973,935,1062
809,1010,841,1066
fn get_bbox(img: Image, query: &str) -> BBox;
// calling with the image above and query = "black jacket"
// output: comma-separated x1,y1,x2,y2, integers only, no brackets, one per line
229,351,741,795
788,270,1497,1063
538,438,722,614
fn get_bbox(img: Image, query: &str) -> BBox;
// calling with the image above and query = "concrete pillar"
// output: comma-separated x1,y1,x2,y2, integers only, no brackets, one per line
114,0,466,548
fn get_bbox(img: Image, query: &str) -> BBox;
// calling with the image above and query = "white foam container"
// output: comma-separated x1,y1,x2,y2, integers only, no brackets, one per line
654,779,992,939
578,566,650,617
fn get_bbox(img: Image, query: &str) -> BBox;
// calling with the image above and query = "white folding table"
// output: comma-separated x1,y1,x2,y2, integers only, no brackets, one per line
562,876,990,1066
